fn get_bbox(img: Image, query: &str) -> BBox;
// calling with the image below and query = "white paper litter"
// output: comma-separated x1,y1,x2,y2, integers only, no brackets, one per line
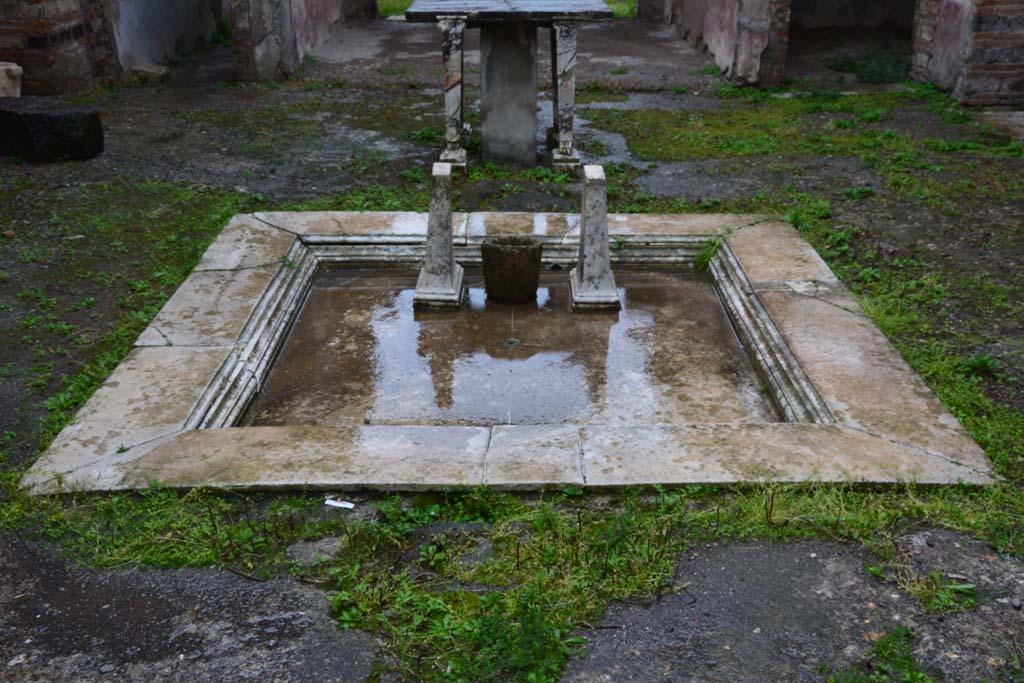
325,498,356,509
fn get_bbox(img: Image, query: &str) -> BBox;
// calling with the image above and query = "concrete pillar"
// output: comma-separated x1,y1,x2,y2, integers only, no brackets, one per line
481,22,538,165
570,165,620,311
439,16,468,166
414,163,464,308
551,23,579,167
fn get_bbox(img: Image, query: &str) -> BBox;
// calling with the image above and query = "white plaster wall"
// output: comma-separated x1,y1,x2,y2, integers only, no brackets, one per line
111,0,228,70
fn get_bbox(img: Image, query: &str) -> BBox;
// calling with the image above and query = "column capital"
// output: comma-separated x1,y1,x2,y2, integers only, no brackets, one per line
437,15,467,30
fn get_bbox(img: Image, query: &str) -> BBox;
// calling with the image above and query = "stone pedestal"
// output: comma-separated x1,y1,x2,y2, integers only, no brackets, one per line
414,163,464,308
0,97,104,162
570,165,620,310
481,23,538,165
0,63,22,98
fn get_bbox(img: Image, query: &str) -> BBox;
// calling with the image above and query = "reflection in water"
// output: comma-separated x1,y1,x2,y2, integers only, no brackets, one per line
405,283,611,423
243,269,779,427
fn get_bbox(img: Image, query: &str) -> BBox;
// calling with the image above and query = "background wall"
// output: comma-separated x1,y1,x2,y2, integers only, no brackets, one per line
954,0,1024,105
231,0,375,81
675,0,790,84
290,0,343,58
789,0,916,29
110,0,228,72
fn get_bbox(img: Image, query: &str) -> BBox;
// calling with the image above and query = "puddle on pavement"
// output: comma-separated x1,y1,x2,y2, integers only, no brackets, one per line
242,268,779,427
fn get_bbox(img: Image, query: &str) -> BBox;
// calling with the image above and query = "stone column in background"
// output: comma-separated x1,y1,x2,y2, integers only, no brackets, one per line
439,16,467,166
414,163,464,308
570,165,620,310
551,22,580,168
0,63,23,97
481,22,538,165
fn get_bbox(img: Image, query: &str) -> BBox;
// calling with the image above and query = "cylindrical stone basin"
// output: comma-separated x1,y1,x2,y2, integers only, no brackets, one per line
481,236,543,303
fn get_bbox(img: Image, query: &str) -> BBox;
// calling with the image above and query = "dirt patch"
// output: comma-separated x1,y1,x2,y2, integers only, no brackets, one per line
0,532,375,682
561,534,1024,682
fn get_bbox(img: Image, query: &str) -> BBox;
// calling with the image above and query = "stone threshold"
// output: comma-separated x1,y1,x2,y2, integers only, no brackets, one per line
22,211,997,494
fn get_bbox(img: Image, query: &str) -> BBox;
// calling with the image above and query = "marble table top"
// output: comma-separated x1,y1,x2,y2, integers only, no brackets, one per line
405,0,613,22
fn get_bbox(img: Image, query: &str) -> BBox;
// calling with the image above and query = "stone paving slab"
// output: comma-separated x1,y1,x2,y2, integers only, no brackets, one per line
22,211,996,494
24,346,231,492
196,214,298,271
135,266,278,347
251,211,761,244
111,426,491,491
466,211,577,239
725,221,838,286
604,213,764,236
560,213,764,244
34,420,992,493
758,287,991,472
581,424,993,486
254,211,470,243
484,425,584,488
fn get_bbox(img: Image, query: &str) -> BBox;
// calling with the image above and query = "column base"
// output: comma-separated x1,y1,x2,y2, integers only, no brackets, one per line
439,147,468,167
546,126,558,148
569,266,620,311
414,263,465,309
552,149,580,170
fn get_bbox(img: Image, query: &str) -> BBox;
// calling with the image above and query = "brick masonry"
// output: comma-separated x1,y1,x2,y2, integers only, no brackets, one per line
0,0,119,94
912,0,1023,105
957,0,1024,105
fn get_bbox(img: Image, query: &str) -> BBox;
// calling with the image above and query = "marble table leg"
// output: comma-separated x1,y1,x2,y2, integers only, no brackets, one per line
551,22,580,168
414,162,464,308
439,16,467,166
570,165,620,310
546,26,559,149
480,22,538,165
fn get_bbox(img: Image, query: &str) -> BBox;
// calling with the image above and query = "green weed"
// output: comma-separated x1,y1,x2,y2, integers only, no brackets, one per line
824,628,938,682
406,127,444,145
823,49,911,84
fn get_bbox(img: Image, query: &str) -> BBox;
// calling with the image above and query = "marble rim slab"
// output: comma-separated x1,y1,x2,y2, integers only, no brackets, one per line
21,211,996,494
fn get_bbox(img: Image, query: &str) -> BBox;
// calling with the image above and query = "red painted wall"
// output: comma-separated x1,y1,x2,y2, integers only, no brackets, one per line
677,0,737,77
931,0,971,89
290,0,342,59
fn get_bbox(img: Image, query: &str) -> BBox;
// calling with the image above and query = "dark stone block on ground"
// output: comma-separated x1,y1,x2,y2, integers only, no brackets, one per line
0,96,103,162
